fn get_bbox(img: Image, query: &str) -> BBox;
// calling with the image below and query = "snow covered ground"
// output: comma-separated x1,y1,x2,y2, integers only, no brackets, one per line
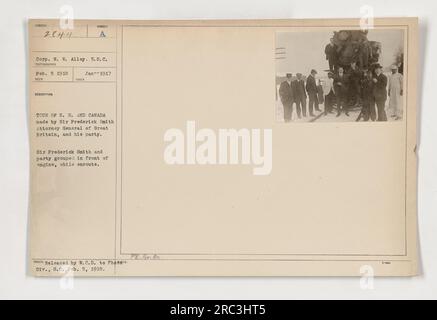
275,100,402,123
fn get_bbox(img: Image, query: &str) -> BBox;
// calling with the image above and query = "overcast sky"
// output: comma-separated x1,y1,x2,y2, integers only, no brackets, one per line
276,29,404,77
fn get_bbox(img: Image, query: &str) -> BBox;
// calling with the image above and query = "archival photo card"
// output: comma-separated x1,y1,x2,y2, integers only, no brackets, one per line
28,18,418,277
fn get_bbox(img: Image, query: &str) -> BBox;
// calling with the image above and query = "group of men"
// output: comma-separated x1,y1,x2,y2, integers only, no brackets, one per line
279,62,404,122
278,70,322,121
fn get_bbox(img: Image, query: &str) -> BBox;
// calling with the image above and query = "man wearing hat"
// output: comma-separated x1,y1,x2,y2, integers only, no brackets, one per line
279,73,294,122
347,60,363,106
360,69,377,121
306,69,320,117
388,65,404,120
373,64,388,121
334,67,350,117
322,71,335,115
292,73,307,118
325,38,338,71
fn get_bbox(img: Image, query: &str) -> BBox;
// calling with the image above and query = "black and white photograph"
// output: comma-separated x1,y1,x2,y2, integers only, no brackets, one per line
276,28,405,123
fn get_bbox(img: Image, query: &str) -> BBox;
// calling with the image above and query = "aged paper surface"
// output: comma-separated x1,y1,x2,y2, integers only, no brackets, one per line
29,18,418,276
